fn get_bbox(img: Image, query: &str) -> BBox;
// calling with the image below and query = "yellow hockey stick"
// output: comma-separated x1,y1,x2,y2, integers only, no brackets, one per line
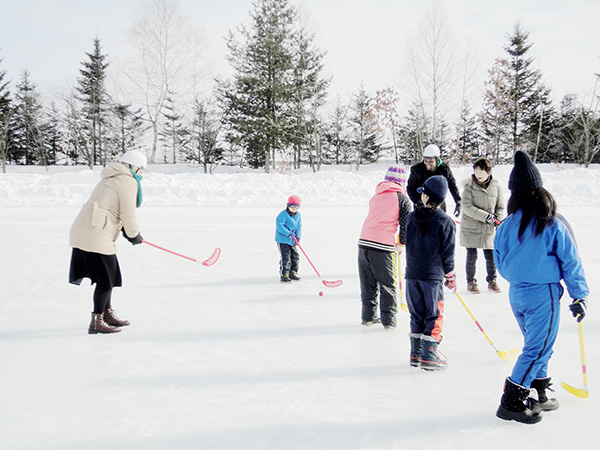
561,320,589,398
455,291,519,361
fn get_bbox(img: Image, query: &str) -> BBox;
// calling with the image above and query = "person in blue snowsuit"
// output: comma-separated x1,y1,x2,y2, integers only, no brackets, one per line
275,195,302,283
494,151,589,425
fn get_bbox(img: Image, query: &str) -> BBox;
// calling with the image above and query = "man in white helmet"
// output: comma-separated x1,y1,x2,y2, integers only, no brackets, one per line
406,144,461,217
69,150,147,334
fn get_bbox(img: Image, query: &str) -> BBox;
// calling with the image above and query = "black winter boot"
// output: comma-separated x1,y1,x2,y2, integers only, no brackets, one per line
409,333,423,367
420,336,447,371
496,378,542,424
289,271,301,281
88,312,121,334
530,377,559,413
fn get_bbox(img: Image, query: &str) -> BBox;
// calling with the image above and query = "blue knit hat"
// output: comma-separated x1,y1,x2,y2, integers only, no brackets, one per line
508,151,543,192
417,175,448,204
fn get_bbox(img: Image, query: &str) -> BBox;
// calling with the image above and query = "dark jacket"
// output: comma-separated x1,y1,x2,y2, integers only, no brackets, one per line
405,207,456,281
406,160,461,210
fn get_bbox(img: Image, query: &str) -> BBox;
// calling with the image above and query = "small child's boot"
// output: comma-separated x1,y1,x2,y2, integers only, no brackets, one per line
409,333,423,367
280,273,292,283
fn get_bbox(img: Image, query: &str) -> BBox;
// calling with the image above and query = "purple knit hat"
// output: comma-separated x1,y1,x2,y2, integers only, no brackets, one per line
384,165,407,186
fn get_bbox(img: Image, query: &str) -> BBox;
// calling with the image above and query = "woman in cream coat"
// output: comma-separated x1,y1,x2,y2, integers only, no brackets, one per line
69,150,146,334
459,157,506,294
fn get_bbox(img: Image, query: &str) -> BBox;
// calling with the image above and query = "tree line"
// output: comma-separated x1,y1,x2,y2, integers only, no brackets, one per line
0,0,599,174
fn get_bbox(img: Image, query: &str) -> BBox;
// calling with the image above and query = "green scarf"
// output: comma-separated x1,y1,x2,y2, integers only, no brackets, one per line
128,169,143,208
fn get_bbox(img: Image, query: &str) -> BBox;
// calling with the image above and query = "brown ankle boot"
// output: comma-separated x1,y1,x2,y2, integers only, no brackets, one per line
467,281,481,294
104,307,130,327
89,312,121,334
488,280,502,293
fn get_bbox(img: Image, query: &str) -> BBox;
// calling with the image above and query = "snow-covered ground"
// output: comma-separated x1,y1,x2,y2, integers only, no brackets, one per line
1,162,598,449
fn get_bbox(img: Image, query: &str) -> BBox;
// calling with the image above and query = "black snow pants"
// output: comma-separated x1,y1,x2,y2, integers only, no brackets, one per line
358,246,397,327
278,243,300,277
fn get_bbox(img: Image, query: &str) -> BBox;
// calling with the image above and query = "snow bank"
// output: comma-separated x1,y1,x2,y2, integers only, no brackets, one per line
1,162,598,207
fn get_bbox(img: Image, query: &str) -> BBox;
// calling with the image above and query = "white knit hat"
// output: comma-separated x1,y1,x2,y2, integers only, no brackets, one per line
423,144,440,158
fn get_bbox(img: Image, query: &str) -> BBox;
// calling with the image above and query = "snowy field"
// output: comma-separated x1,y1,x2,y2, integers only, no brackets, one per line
1,162,599,449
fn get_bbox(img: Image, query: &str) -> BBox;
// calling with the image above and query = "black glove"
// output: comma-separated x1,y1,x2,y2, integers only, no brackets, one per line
453,202,461,218
122,229,143,246
485,213,496,224
569,299,587,322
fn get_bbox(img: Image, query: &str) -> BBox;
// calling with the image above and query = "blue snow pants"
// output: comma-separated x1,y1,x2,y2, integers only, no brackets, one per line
405,279,445,342
509,282,562,388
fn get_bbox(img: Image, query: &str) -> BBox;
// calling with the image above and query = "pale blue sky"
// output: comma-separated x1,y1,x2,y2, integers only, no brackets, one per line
1,0,599,108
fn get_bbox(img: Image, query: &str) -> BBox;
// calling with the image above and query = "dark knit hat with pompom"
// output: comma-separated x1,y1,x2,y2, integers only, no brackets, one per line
508,151,543,192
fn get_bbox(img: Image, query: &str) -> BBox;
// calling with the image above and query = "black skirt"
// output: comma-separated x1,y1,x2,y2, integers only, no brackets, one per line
69,248,122,290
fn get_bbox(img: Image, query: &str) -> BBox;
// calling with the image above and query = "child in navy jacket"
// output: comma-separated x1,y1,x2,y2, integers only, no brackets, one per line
494,151,589,425
275,195,302,283
405,176,456,371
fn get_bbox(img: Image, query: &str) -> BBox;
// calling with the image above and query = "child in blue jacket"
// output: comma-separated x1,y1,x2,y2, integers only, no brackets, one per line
494,151,589,425
275,195,302,283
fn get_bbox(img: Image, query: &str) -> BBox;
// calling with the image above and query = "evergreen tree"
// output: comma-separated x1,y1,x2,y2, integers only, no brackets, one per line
64,91,92,166
77,38,109,165
480,58,512,162
323,97,350,165
111,103,146,154
553,94,600,166
289,24,329,170
0,56,11,171
159,95,188,164
44,102,64,165
219,0,298,171
348,84,382,168
452,99,480,163
398,102,431,164
187,98,223,173
9,70,47,165
503,23,554,159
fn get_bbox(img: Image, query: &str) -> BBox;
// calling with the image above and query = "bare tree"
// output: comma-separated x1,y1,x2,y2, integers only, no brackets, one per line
400,0,458,150
124,0,203,163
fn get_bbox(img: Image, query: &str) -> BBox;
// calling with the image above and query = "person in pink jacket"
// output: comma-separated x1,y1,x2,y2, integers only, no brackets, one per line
358,165,412,329
69,150,146,334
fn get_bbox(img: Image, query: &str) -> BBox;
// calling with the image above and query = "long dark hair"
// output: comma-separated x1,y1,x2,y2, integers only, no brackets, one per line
415,199,442,236
507,187,557,241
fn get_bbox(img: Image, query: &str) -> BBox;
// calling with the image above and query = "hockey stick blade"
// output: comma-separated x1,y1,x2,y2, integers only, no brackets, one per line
497,347,519,362
561,382,589,398
202,248,221,266
322,279,343,288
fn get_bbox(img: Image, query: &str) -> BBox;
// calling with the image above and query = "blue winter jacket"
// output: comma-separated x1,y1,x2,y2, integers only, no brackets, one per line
494,211,589,299
275,209,302,245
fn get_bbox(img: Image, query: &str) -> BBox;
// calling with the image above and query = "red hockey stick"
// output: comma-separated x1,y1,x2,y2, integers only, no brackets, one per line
143,240,221,266
292,236,342,288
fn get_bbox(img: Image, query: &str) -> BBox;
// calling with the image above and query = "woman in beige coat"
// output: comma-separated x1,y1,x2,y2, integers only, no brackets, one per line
69,150,146,334
459,157,506,294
